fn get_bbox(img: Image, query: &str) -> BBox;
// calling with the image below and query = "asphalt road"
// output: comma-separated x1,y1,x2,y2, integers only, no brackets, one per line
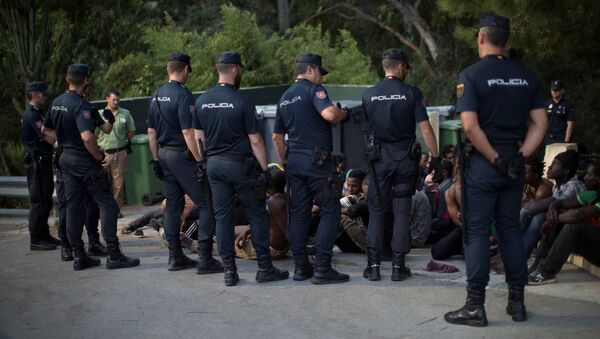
1,213,599,339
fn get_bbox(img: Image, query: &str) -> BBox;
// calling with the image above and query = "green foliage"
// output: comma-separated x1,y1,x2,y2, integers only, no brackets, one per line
107,4,377,96
0,141,25,176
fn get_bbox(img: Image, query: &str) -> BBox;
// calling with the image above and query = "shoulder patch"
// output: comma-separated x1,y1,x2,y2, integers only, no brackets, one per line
82,111,90,119
315,91,327,100
456,83,464,98
189,105,196,114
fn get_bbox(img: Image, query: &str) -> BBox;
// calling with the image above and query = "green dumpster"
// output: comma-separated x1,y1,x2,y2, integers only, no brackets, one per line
439,120,463,150
125,134,164,205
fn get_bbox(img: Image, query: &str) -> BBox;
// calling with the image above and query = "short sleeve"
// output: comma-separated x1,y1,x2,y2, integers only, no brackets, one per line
126,110,136,131
76,103,96,133
27,112,44,140
43,110,55,129
566,102,575,122
178,90,195,130
273,105,285,134
243,98,259,134
456,71,478,113
311,84,333,113
413,88,429,123
530,78,546,110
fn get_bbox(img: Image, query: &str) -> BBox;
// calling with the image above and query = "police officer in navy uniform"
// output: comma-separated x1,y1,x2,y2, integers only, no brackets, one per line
544,80,575,145
21,81,61,250
147,52,223,274
444,14,547,326
361,49,441,282
273,53,349,284
43,64,140,271
194,51,288,286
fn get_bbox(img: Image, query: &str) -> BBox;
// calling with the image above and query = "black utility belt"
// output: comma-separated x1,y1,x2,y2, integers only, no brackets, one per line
62,147,89,155
289,148,332,168
209,152,252,163
104,145,129,154
380,139,411,149
159,144,186,151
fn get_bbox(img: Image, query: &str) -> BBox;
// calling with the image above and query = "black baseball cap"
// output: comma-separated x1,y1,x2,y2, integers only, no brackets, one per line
169,52,192,73
382,48,410,69
25,81,49,96
551,80,565,91
67,64,89,77
479,13,510,30
216,51,244,67
296,53,328,76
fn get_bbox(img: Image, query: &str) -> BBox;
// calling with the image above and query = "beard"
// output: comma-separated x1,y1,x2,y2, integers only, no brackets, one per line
234,73,242,90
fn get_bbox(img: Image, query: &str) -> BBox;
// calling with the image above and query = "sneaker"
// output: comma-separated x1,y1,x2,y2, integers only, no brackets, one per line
132,229,144,238
528,269,557,286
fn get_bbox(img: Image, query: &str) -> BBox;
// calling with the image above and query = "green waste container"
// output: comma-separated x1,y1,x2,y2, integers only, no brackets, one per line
125,134,164,205
439,120,463,150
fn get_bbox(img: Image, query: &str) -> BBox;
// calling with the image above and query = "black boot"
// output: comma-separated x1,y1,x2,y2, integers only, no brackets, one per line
168,243,197,271
73,247,101,271
44,228,62,246
196,240,224,274
30,240,57,251
61,237,73,261
444,287,488,327
311,256,349,285
222,256,239,286
87,232,108,256
106,243,140,269
293,255,314,281
506,285,527,322
256,254,289,283
391,252,411,281
363,248,381,281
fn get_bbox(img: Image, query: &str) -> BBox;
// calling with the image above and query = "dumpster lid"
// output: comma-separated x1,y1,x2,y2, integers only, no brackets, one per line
130,134,149,144
439,119,462,130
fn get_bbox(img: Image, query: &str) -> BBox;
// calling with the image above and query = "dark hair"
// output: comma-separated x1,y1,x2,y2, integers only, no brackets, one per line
481,26,509,47
26,92,35,100
442,144,455,155
106,88,120,97
66,73,86,86
526,158,545,178
167,60,187,74
295,62,311,75
269,167,285,193
441,159,454,177
555,150,579,178
216,63,236,73
382,59,405,72
348,169,366,182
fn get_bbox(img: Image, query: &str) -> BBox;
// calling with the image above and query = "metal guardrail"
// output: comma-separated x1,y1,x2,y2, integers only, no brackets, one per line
0,176,58,218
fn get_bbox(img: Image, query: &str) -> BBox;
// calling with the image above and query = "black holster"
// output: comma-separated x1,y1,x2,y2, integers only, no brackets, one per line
366,135,381,162
241,157,268,201
408,137,421,161
322,173,344,203
197,161,208,184
311,148,331,168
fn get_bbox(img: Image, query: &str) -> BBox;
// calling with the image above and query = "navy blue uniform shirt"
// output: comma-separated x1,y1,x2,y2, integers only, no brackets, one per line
273,78,334,151
545,98,575,134
147,80,195,146
21,105,53,155
43,91,95,151
194,83,259,156
362,76,429,142
456,54,545,144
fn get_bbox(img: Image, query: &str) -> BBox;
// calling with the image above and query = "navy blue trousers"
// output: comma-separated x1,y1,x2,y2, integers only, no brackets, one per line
158,147,212,247
287,153,340,261
464,153,527,290
207,156,269,258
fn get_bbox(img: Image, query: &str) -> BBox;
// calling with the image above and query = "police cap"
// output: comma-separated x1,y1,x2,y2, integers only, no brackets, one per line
382,48,410,69
67,64,89,77
25,81,49,96
216,51,244,67
551,80,565,91
479,13,510,30
296,53,328,76
169,52,192,73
